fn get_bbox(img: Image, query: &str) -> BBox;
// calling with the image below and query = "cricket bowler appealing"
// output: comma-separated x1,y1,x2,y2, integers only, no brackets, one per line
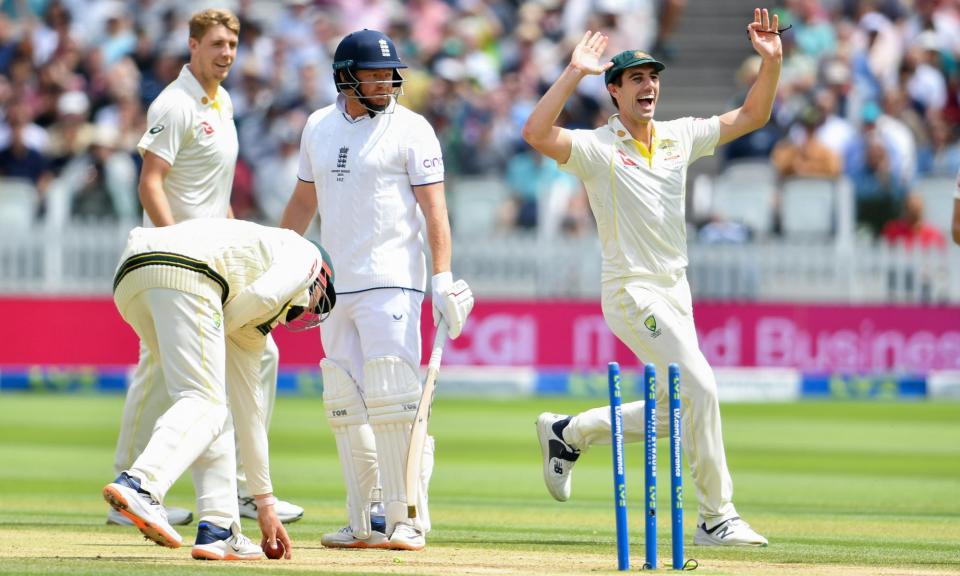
526,9,783,546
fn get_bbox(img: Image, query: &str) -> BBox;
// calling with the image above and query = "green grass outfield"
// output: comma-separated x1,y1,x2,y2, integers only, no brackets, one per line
1,394,958,575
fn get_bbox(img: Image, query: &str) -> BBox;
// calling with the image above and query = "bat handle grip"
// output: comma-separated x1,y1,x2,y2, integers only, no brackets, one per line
428,322,448,368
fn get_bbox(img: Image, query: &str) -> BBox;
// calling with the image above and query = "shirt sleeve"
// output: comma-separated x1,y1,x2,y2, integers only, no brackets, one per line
405,116,444,186
558,128,604,181
296,114,316,183
137,97,191,165
223,232,321,335
686,116,721,164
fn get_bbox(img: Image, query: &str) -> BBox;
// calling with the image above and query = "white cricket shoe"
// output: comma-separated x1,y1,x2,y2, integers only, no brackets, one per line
320,526,389,549
238,496,304,523
693,517,768,547
102,472,183,548
108,505,193,526
537,412,580,502
387,523,425,551
191,521,263,560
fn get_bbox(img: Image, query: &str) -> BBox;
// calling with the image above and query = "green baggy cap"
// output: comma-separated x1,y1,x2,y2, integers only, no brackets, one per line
604,50,666,85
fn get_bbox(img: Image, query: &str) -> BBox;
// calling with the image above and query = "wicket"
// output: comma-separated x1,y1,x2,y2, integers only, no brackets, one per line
608,362,630,570
607,362,688,571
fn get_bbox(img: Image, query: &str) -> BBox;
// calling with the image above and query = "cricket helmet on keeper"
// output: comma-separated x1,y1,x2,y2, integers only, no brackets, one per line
332,29,407,114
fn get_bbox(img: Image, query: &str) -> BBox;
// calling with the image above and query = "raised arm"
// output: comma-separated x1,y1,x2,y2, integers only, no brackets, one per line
717,8,783,147
522,31,613,164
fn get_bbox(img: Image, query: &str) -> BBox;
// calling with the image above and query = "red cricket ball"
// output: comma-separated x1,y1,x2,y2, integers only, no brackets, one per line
264,539,285,560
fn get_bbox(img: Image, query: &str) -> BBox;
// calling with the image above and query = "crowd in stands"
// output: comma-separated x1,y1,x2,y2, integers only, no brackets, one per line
0,0,956,247
724,0,958,245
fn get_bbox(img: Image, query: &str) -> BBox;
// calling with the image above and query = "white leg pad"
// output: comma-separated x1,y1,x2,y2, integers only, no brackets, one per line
322,358,378,538
363,356,422,535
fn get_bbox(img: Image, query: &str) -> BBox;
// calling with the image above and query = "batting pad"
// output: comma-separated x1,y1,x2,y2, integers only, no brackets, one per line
321,359,378,538
363,356,423,534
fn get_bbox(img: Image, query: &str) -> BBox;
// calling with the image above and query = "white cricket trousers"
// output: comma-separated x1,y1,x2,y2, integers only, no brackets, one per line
119,288,238,530
565,274,737,524
114,334,279,499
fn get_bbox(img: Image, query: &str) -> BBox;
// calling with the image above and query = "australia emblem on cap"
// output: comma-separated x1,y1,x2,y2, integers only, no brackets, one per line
634,51,649,59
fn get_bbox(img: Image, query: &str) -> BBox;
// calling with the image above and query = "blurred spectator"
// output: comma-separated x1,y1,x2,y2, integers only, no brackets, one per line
902,31,947,117
853,133,905,235
785,0,837,60
772,104,842,178
0,100,52,212
498,147,578,233
0,96,48,150
51,123,137,222
881,190,946,248
45,89,93,171
652,0,686,61
253,111,304,225
848,100,916,189
919,120,960,177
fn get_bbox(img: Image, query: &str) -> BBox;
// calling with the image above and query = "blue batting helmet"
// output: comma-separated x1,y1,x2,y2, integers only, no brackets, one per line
333,29,407,73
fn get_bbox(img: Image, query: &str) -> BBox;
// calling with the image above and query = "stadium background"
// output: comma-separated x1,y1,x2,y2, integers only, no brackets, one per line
0,0,958,399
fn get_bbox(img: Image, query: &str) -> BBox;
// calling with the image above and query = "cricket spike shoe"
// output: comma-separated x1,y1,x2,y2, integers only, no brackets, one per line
191,521,263,560
387,522,425,551
693,517,769,547
537,412,580,502
108,505,193,526
320,525,389,549
238,496,304,524
102,472,183,548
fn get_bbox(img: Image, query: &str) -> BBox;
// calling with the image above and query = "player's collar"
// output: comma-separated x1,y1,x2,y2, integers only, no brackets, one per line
607,114,656,143
180,65,223,108
336,94,375,124
608,114,659,165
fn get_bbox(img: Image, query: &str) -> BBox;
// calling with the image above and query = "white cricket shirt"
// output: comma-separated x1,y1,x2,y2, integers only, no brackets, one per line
137,65,238,226
297,95,444,293
560,114,719,282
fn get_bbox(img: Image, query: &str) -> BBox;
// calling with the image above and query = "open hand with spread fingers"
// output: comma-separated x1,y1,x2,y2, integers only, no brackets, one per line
747,7,783,61
570,31,614,76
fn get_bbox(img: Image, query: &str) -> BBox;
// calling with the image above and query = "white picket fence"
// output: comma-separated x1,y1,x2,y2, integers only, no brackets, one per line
1,222,958,304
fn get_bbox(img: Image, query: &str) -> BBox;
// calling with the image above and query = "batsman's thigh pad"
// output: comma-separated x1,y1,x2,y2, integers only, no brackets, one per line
322,359,378,538
363,357,422,533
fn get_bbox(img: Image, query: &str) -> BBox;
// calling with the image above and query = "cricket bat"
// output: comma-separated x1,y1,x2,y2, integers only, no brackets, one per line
405,321,449,518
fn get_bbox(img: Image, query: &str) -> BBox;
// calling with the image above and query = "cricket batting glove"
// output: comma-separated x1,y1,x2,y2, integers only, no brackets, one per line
431,272,474,339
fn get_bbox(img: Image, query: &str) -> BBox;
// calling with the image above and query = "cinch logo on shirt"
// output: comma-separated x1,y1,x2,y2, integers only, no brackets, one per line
199,121,214,135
